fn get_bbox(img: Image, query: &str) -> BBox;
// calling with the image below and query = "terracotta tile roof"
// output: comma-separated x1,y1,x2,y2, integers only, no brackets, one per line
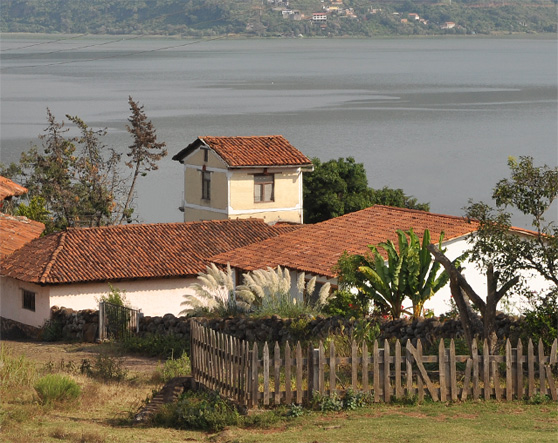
172,136,313,168
0,219,298,284
0,176,27,201
211,205,479,278
0,213,45,258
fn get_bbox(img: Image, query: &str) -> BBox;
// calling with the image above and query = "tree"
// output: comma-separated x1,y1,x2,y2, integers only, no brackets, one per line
1,98,167,232
303,157,429,224
121,96,167,224
428,156,558,354
336,229,449,319
303,157,373,224
1,110,125,234
467,156,558,287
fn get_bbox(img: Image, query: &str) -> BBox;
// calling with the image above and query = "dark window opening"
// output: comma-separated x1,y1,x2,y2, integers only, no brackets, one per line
23,289,35,312
202,171,211,200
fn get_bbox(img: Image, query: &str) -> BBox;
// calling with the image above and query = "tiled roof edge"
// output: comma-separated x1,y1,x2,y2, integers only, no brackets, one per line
39,231,66,284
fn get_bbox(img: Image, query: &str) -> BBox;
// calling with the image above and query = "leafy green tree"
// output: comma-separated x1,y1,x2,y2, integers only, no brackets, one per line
467,156,558,287
303,157,429,224
2,110,81,233
1,98,166,232
428,156,557,354
1,110,125,233
121,96,167,224
15,195,50,227
303,157,373,224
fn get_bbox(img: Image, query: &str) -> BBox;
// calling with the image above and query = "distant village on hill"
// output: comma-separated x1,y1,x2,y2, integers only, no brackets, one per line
1,0,557,37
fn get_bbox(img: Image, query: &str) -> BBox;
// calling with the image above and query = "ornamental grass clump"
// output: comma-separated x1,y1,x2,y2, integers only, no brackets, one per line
34,373,81,406
181,263,243,316
236,266,332,317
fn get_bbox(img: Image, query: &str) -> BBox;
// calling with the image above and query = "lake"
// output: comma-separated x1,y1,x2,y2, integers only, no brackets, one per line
1,36,557,228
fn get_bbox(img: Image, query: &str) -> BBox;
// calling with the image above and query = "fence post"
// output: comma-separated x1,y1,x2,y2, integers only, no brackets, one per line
311,347,320,397
98,301,105,341
439,339,446,402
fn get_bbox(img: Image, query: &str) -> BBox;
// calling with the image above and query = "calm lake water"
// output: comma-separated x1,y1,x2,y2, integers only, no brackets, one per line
1,36,557,227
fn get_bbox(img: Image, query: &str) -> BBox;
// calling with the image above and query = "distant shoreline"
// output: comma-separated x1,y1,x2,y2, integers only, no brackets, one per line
2,32,556,41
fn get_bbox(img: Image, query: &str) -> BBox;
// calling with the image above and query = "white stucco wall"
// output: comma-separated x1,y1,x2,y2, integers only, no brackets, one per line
424,236,551,316
1,276,199,327
0,277,52,327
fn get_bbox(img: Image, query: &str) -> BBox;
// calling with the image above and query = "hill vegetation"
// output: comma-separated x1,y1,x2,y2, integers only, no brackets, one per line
1,0,556,37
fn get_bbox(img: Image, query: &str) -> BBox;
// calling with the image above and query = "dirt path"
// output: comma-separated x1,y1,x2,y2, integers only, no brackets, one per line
1,339,162,375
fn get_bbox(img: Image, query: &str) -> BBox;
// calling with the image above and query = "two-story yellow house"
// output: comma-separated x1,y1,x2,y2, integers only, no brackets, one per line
172,136,314,224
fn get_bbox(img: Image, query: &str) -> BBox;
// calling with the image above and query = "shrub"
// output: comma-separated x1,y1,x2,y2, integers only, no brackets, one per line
322,289,361,317
34,374,81,406
522,290,558,352
40,319,63,342
157,353,190,383
91,353,127,381
121,332,189,358
155,390,241,432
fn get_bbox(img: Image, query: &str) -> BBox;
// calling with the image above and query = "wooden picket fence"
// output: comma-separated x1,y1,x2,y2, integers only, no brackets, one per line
190,320,558,407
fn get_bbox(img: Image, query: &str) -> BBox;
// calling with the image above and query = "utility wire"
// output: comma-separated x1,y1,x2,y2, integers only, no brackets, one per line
0,33,87,52
3,34,146,58
0,35,229,72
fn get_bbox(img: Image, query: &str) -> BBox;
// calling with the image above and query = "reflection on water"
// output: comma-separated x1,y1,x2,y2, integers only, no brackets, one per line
1,37,556,227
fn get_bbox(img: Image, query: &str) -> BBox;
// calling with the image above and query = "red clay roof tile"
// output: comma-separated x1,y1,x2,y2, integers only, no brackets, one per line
0,219,299,284
172,136,313,168
0,213,45,259
211,206,479,278
0,176,27,201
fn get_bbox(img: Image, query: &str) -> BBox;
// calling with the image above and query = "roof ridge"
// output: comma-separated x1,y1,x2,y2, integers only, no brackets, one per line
39,231,66,284
201,135,283,139
372,205,471,222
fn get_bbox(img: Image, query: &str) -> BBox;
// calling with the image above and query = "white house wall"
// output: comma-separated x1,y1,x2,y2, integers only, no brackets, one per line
49,278,198,317
1,277,199,328
0,277,52,328
424,236,549,316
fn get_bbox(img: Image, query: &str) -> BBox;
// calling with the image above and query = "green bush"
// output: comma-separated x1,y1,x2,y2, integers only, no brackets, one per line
154,390,241,432
157,353,190,383
121,333,189,358
522,290,558,352
34,374,81,406
40,319,64,342
91,353,127,381
323,290,363,317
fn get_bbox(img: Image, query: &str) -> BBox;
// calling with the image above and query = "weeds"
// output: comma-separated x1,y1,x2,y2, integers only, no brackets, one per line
0,344,37,390
311,389,373,413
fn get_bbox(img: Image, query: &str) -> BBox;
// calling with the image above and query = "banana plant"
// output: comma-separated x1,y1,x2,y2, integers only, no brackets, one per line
404,229,449,318
357,233,409,319
354,229,450,319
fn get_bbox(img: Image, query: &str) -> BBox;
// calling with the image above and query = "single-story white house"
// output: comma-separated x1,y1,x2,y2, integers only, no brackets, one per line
211,205,549,316
0,218,298,327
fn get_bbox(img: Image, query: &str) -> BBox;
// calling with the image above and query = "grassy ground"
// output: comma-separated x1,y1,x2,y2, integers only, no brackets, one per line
1,340,557,443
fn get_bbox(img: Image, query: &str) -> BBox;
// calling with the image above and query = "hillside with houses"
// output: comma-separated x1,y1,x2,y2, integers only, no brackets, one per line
1,0,556,37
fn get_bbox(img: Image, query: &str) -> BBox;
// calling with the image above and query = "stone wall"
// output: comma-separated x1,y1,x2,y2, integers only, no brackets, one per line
19,307,524,347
